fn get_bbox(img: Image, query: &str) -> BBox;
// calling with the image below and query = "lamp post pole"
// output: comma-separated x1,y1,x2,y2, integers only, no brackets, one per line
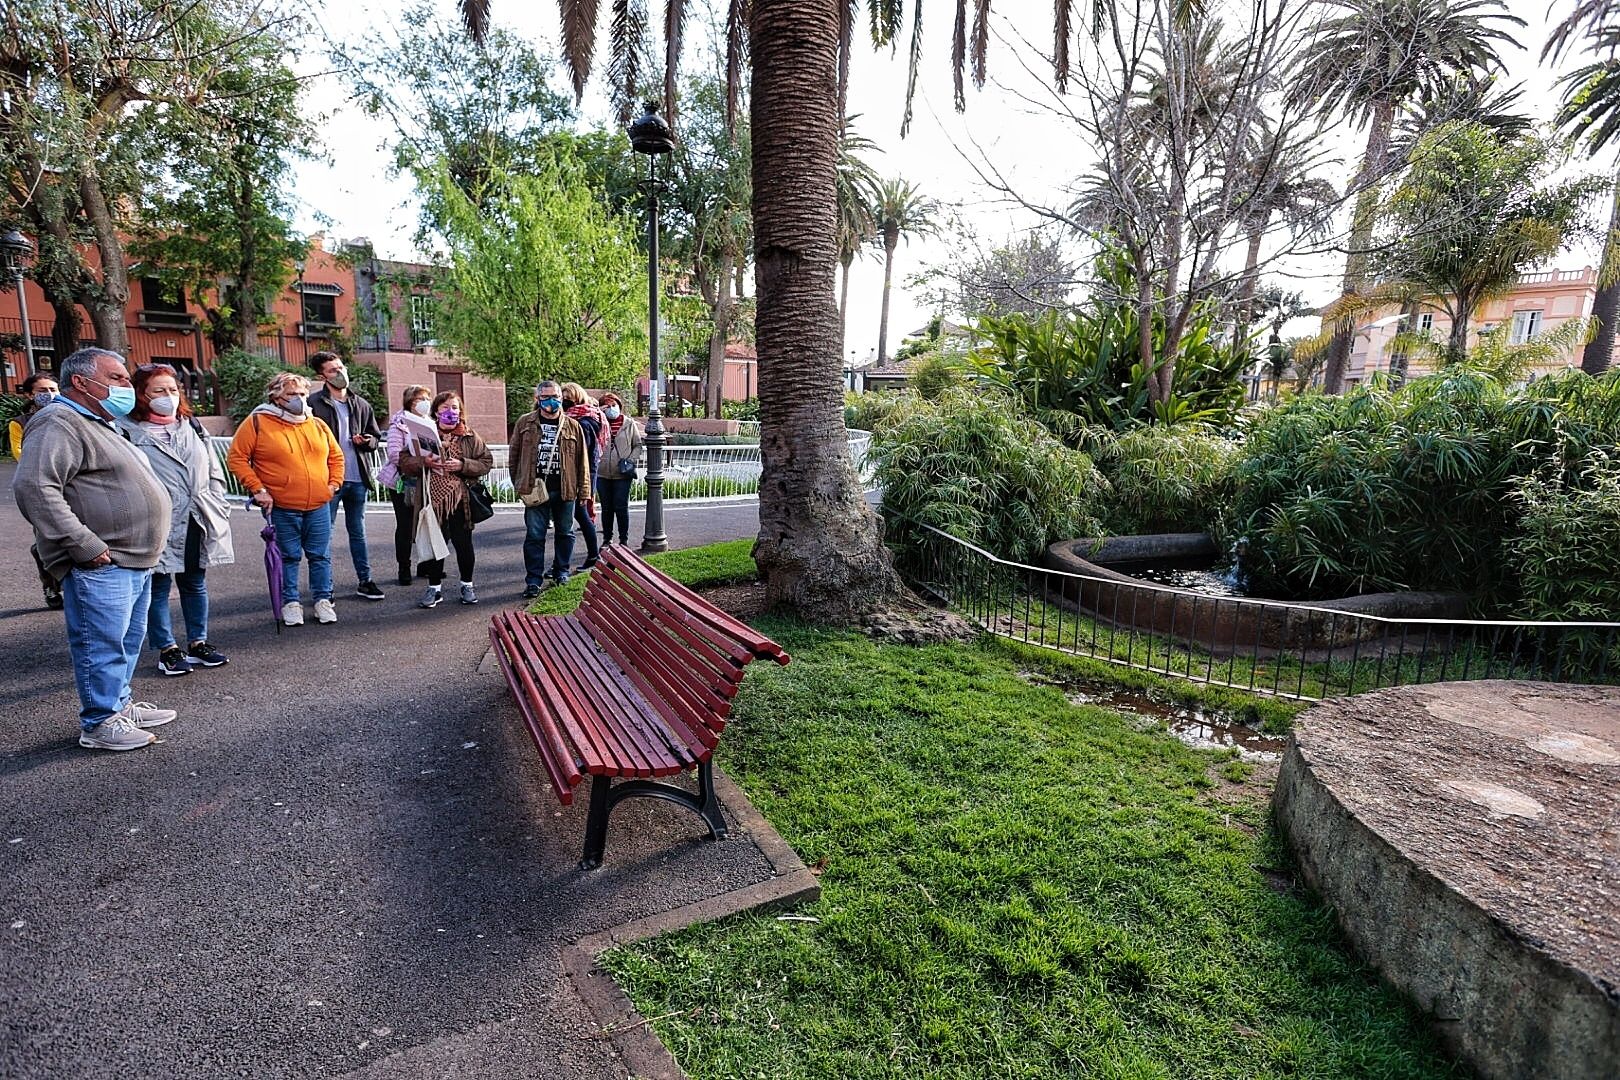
630,102,676,554
1,230,35,390
294,258,307,364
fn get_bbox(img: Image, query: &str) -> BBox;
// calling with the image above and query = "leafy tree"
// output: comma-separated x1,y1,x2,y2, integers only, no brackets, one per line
1296,0,1523,393
1373,122,1603,363
428,158,647,395
130,32,311,354
339,0,573,239
0,1,285,355
916,228,1083,322
872,177,937,365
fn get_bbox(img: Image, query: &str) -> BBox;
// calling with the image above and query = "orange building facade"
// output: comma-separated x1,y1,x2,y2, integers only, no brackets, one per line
1345,267,1597,384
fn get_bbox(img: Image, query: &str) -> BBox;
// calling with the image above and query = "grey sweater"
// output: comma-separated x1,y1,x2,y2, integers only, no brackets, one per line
13,403,172,580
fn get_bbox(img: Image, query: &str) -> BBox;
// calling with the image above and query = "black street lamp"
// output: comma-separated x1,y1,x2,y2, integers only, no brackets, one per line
630,102,676,554
0,229,36,388
294,257,307,363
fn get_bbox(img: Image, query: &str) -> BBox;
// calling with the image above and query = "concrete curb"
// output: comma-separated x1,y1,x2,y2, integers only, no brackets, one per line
562,767,820,1080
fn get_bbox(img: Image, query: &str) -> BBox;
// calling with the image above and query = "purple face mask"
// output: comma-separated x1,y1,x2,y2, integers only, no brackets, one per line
437,407,460,426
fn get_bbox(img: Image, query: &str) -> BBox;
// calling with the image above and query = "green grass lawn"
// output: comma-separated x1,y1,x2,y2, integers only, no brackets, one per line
556,543,1461,1079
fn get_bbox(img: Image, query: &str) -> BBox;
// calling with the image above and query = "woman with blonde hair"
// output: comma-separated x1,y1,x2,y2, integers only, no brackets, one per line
226,371,344,626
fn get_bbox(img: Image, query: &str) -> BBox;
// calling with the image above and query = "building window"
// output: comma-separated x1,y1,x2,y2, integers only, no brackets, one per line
1510,309,1542,344
410,294,435,342
140,277,187,314
1415,312,1434,334
302,292,337,327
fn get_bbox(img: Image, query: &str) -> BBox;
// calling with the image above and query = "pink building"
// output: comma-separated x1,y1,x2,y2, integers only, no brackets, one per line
1346,267,1596,385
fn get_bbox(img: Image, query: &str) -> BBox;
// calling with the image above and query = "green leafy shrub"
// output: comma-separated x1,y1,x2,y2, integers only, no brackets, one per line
844,390,906,433
1097,426,1237,535
214,349,304,424
721,398,760,421
908,351,971,400
1218,369,1620,604
871,390,1108,563
1510,455,1620,620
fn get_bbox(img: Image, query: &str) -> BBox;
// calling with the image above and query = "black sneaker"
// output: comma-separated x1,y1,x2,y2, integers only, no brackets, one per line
158,646,193,677
43,583,63,610
355,580,386,601
522,584,542,600
186,641,229,667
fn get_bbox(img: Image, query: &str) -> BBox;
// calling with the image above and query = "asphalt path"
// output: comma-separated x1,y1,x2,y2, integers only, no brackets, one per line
0,465,770,1080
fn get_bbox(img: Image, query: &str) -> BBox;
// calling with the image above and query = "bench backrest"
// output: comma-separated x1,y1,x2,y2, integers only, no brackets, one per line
575,546,789,755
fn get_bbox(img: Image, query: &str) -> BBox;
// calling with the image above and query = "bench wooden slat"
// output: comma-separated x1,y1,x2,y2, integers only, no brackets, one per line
581,584,745,716
537,617,694,775
581,571,748,685
517,614,671,778
578,600,724,757
488,617,584,803
600,547,790,664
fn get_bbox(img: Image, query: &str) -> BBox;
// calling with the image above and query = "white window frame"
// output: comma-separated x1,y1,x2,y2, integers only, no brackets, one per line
1510,309,1542,345
409,294,435,341
1415,312,1434,334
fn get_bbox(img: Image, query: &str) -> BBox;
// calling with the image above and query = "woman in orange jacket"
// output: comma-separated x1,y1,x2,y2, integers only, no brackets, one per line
227,371,345,627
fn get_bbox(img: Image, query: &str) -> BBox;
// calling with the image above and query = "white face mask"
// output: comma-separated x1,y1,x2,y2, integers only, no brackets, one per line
411,399,431,416
148,394,179,417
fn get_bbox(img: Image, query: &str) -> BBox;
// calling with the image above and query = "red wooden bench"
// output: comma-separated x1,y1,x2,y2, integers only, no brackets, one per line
489,544,790,868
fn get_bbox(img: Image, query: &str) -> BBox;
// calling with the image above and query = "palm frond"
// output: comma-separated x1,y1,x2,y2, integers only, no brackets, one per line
952,0,968,110
1544,0,1620,62
560,0,601,99
1054,0,1072,93
664,0,687,130
901,0,924,137
459,0,490,43
726,0,749,134
608,0,647,127
971,0,991,90
870,0,903,48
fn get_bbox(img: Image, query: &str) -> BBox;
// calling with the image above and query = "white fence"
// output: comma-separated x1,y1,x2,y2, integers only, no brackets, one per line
209,427,871,506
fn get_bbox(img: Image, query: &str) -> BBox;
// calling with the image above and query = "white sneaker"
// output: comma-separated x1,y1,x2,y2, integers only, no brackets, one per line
79,714,155,751
281,601,304,626
128,702,176,729
313,598,337,624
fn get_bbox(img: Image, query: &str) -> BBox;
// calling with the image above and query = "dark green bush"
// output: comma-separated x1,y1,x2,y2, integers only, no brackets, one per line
1510,455,1620,620
870,390,1108,563
1096,426,1237,535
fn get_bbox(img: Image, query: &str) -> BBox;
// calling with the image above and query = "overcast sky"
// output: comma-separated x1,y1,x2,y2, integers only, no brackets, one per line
287,1,1602,364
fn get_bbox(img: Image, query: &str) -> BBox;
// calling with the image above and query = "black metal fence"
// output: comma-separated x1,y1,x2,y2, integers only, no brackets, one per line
892,521,1620,701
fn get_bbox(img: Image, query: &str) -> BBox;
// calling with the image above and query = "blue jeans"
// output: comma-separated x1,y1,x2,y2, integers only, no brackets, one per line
327,479,372,583
61,564,152,730
148,570,207,651
271,505,333,605
523,488,575,586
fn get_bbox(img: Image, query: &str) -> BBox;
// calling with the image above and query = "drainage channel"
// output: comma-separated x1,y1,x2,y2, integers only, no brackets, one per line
1020,670,1287,762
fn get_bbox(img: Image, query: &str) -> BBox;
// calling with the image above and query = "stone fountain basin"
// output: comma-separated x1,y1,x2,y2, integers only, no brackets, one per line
1274,681,1619,1080
1043,534,1469,655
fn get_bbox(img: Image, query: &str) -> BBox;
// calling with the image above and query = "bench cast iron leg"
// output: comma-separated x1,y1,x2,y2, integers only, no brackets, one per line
580,776,612,870
576,762,729,870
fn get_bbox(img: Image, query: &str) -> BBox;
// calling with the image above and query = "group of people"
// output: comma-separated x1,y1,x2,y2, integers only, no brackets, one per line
10,346,644,753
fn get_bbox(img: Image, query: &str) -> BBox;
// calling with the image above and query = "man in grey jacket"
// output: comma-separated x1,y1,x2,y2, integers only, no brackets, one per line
13,348,178,751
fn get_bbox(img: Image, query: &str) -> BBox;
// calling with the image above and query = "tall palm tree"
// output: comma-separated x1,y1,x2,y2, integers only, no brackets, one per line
1549,4,1620,374
836,124,881,345
1297,0,1523,393
872,178,937,365
1232,129,1336,348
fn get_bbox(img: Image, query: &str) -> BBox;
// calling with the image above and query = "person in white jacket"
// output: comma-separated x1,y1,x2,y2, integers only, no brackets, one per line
117,364,235,677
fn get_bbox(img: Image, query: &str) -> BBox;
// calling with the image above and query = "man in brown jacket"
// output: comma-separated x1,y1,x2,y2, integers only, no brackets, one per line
509,380,590,598
13,348,177,751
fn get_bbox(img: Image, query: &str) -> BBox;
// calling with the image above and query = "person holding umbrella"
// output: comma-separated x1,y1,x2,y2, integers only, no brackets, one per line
118,363,234,676
226,371,344,627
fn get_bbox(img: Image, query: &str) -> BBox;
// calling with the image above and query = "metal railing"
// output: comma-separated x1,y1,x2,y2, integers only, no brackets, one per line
892,520,1620,701
209,428,872,507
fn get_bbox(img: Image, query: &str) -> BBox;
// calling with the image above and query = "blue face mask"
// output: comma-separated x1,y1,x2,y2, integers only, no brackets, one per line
86,377,136,418
538,396,562,411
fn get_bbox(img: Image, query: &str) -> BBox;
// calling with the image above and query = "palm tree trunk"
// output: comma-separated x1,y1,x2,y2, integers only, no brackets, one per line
1582,170,1620,376
1388,300,1418,384
750,0,901,621
1323,100,1395,395
1233,226,1264,351
839,253,853,344
877,241,895,365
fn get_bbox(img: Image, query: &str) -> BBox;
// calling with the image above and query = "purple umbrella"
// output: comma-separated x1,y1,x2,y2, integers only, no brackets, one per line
259,507,285,633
